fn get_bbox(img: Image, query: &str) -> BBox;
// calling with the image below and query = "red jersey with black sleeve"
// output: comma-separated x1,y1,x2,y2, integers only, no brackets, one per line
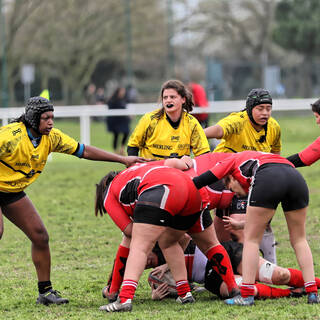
103,161,208,232
193,151,294,193
192,152,234,210
299,137,320,166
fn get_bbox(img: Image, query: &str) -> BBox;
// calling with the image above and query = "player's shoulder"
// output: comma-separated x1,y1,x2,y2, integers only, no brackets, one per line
49,127,64,137
268,116,281,129
183,111,201,125
147,109,162,121
0,122,25,138
220,110,247,123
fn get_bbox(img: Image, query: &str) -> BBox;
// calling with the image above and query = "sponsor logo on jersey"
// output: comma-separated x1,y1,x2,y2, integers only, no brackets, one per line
171,136,179,141
12,128,22,136
31,154,39,160
178,143,190,150
242,144,257,151
15,162,31,168
152,144,173,150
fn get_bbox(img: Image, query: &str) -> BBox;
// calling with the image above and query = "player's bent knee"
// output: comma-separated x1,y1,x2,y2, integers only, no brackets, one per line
31,227,49,248
272,267,290,284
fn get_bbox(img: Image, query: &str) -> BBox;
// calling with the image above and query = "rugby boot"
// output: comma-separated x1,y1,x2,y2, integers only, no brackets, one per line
36,289,69,305
176,292,195,304
224,294,254,306
99,297,132,312
307,293,319,304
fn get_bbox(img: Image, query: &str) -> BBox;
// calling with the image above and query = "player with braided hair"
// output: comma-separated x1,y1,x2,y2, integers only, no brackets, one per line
0,96,146,306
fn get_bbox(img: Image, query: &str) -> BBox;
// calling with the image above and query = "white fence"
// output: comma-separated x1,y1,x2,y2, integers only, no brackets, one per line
0,98,314,145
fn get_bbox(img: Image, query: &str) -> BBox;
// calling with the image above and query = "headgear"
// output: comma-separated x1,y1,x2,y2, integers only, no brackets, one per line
245,88,272,126
24,96,54,132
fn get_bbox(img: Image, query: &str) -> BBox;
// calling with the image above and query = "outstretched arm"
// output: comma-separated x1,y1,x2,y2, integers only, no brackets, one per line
287,137,320,168
204,124,224,139
164,156,193,171
82,145,148,167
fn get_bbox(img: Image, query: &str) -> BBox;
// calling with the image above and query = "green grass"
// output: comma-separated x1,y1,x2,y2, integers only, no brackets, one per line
1,114,320,319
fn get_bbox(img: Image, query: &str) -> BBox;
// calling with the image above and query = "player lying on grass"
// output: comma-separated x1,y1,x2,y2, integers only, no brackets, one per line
0,96,147,306
193,150,319,305
148,238,320,301
95,162,239,312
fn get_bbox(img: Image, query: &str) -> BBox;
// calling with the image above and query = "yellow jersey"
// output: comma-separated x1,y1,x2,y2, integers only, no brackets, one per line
128,109,210,159
214,111,281,153
0,122,79,192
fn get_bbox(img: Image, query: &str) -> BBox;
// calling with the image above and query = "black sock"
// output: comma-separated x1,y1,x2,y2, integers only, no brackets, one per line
38,281,52,294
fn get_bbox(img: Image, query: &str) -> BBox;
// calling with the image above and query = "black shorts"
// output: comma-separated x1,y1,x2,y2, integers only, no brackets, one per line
133,185,201,230
215,196,248,219
249,163,309,211
204,241,243,297
134,205,201,230
0,191,26,207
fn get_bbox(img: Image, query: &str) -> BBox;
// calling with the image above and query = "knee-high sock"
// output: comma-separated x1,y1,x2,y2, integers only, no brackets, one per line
176,280,191,298
206,244,237,292
288,268,320,288
119,279,138,303
109,245,130,293
255,283,291,299
240,283,255,298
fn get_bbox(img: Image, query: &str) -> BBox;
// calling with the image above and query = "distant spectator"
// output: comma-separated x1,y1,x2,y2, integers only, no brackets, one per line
126,84,138,103
85,83,96,105
96,87,106,104
106,87,131,155
188,82,209,128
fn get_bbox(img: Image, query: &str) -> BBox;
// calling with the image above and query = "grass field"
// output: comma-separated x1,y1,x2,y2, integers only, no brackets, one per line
0,114,320,319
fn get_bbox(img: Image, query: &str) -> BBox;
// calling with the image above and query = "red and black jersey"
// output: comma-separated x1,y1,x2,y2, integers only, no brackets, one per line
194,151,293,193
299,137,320,166
193,153,234,209
104,161,208,231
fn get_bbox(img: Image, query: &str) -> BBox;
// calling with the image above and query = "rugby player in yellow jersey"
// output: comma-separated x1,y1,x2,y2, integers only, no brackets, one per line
127,79,210,159
204,89,281,265
0,96,146,306
205,88,281,154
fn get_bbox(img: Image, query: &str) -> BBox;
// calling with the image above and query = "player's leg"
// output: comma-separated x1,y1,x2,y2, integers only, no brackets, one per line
102,234,131,302
225,206,275,306
158,228,194,303
3,194,68,305
100,223,167,312
285,208,319,303
190,223,238,296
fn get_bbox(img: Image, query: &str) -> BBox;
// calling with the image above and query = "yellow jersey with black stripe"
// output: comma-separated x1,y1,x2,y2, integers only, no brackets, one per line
0,122,79,192
128,109,210,159
214,111,281,153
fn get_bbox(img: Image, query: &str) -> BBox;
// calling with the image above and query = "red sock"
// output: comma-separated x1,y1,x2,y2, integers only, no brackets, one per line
109,245,130,293
184,255,194,281
240,283,255,298
176,280,191,298
305,281,318,294
206,244,237,292
119,279,138,303
255,283,290,299
288,268,320,288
